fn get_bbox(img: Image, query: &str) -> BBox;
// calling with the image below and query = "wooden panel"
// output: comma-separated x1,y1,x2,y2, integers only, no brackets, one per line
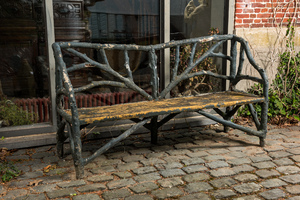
65,91,265,124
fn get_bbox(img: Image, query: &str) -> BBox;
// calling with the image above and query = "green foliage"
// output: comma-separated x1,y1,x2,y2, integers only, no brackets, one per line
0,161,20,182
0,99,34,127
239,19,300,124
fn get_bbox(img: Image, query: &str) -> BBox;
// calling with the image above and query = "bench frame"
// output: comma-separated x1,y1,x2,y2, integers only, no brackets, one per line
52,34,269,179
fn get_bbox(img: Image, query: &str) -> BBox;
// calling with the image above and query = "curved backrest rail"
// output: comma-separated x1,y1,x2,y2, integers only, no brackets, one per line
53,34,268,105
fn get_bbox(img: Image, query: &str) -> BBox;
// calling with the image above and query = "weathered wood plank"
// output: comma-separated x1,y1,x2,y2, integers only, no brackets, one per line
63,91,264,125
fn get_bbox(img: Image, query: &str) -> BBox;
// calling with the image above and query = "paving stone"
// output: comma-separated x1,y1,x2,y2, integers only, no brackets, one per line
264,146,285,152
183,173,210,183
186,151,209,158
288,196,300,200
117,162,140,171
130,182,159,193
46,188,77,199
277,165,300,174
227,158,251,166
123,155,145,162
31,184,57,193
180,192,210,200
90,166,116,174
203,155,226,162
181,157,205,165
155,162,182,169
158,177,184,188
287,148,300,155
213,189,236,199
87,175,114,182
132,166,156,175
207,148,230,155
102,188,132,200
209,177,237,188
291,155,300,162
160,168,186,178
7,155,30,160
134,172,162,182
225,151,248,159
233,164,256,173
125,194,154,200
250,155,272,163
210,167,237,177
164,155,190,162
251,161,276,169
255,169,280,178
206,160,229,169
273,157,294,166
280,174,300,184
233,195,262,200
107,178,135,190
57,180,86,188
19,171,44,179
97,159,122,166
15,194,46,200
234,182,261,194
259,189,286,200
185,182,213,193
8,180,30,188
260,178,287,188
182,165,207,173
43,156,59,163
3,189,28,199
129,148,152,155
152,187,184,199
286,185,300,194
140,158,166,166
234,173,258,182
269,151,292,159
73,194,101,200
32,152,54,159
114,171,132,178
281,143,300,148
167,149,191,156
76,183,106,192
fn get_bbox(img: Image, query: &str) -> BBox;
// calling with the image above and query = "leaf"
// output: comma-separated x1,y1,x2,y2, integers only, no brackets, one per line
294,115,300,121
28,179,42,186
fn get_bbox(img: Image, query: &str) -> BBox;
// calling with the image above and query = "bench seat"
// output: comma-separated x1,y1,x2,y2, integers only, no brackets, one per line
64,91,265,125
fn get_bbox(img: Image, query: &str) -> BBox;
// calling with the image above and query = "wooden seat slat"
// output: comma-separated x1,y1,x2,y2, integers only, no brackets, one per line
65,91,264,125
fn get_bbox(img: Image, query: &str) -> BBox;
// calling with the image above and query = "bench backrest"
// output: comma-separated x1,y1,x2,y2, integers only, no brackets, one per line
52,34,268,112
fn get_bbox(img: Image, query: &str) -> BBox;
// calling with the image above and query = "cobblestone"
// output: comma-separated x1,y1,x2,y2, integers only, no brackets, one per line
209,177,237,188
130,182,159,193
259,189,286,200
2,125,300,200
152,187,184,199
185,182,213,193
234,182,261,194
259,178,287,188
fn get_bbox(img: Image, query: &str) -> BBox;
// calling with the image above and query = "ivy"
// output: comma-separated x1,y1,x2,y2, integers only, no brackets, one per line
239,19,300,124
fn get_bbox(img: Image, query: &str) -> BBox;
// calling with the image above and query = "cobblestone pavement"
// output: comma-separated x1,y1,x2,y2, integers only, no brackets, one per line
1,124,300,200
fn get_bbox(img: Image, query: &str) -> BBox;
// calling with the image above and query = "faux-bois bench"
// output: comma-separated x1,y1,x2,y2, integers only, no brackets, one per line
52,34,269,179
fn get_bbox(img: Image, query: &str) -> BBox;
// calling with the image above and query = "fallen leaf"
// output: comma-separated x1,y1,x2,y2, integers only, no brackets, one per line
28,179,42,186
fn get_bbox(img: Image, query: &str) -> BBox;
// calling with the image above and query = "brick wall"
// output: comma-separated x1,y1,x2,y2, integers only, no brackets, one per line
235,0,300,28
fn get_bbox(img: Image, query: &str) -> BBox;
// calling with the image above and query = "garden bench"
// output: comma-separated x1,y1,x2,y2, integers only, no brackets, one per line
52,34,269,179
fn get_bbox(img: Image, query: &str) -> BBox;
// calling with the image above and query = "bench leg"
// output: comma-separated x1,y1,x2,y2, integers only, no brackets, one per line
56,120,67,159
224,107,232,133
151,117,158,144
259,137,265,147
66,123,85,179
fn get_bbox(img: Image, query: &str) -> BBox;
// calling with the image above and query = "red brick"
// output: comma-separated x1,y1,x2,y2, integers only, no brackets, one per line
236,14,250,18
